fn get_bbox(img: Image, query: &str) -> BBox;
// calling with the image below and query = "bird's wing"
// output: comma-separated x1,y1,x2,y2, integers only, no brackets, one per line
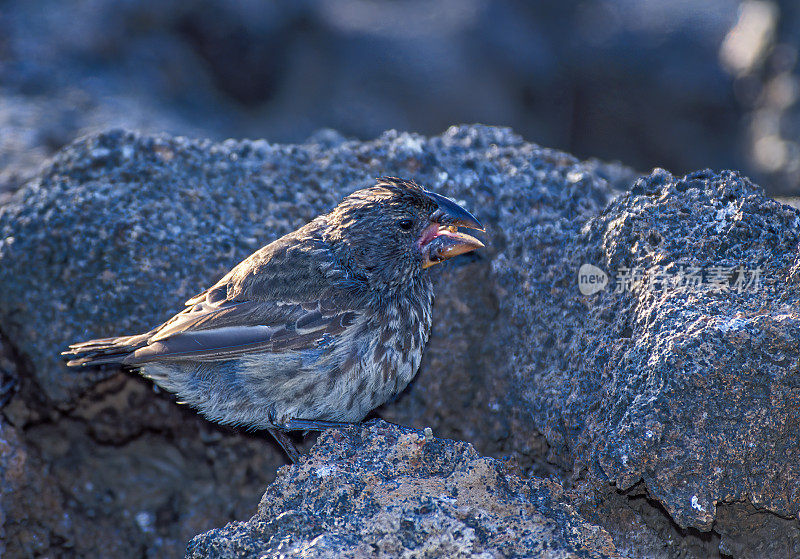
124,298,362,364
124,233,368,365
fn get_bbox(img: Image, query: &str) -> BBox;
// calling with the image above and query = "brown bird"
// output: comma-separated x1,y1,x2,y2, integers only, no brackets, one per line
63,177,484,461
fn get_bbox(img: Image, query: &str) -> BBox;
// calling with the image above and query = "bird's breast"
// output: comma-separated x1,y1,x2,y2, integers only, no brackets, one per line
261,285,435,426
361,289,434,401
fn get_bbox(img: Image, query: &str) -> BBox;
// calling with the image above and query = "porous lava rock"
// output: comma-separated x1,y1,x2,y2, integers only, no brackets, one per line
187,420,621,559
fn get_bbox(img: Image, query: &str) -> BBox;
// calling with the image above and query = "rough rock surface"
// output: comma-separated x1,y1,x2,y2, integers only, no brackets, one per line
495,167,800,553
0,89,206,201
0,125,632,557
2,125,800,557
187,420,620,558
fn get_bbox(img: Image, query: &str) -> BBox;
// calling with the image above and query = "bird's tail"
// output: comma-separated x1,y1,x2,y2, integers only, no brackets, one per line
62,334,149,367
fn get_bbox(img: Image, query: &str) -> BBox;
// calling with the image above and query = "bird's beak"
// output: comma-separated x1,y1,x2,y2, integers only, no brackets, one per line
418,191,485,269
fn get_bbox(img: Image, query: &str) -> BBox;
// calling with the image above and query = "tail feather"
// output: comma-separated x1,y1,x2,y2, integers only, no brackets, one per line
62,334,149,367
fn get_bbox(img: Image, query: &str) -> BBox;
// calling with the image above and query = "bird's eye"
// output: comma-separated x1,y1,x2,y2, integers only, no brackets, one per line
397,219,414,231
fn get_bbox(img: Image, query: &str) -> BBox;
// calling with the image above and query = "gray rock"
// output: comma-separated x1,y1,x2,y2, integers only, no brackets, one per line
0,89,206,201
0,125,630,557
187,420,621,559
4,125,799,557
0,420,69,557
498,166,800,550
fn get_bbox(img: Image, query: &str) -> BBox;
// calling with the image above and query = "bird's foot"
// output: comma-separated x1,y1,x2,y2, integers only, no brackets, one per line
267,428,301,463
269,420,360,461
282,418,356,431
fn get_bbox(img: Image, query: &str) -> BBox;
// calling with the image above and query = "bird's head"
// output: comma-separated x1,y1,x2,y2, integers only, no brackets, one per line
324,177,485,290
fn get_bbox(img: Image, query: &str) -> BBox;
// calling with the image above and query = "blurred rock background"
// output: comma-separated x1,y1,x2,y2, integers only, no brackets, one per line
1,0,799,203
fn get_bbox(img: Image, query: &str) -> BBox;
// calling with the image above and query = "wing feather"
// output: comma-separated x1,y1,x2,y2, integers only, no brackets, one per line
122,227,368,365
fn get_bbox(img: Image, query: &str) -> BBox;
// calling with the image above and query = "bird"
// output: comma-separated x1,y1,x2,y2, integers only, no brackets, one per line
62,177,484,461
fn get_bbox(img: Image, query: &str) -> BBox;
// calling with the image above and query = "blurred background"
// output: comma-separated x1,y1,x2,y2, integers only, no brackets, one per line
1,0,799,197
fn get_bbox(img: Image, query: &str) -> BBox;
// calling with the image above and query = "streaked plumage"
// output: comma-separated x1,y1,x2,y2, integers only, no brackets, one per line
63,177,484,460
